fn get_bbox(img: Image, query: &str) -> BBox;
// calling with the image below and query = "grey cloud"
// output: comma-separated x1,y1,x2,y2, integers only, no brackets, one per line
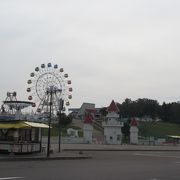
0,0,180,107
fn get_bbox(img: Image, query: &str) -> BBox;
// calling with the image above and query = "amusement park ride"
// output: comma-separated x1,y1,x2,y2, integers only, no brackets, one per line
0,63,73,121
26,62,73,121
0,63,73,155
27,63,73,156
0,91,34,120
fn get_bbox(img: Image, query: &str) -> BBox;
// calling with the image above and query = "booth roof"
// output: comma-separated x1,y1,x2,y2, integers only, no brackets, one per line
167,135,180,139
0,121,49,129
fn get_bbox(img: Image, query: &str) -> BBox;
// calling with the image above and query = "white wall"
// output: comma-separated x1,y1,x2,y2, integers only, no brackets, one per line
104,126,122,144
130,127,138,144
83,124,93,143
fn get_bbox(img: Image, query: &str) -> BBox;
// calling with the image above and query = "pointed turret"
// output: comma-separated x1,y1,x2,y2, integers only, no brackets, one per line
83,113,93,143
84,113,93,124
130,117,138,127
130,117,139,144
107,100,119,113
103,100,123,144
106,100,119,119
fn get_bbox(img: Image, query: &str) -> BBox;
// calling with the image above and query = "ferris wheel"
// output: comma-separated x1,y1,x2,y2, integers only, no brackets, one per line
27,63,73,114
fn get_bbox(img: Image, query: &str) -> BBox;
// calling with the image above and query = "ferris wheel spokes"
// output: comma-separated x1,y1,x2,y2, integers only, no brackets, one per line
27,63,73,120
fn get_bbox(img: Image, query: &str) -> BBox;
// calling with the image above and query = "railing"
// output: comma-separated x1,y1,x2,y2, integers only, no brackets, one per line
93,121,104,132
102,121,124,126
0,142,41,153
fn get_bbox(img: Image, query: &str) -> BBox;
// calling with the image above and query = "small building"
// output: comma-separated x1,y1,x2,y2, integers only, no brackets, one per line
130,118,139,144
69,103,95,119
0,120,48,154
69,102,102,120
103,100,123,144
67,128,79,138
83,113,93,144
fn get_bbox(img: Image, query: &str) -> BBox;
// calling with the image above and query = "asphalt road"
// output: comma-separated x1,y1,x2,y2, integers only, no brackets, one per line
0,151,180,180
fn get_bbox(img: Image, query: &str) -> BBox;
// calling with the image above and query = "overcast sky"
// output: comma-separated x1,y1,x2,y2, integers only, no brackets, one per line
0,0,180,108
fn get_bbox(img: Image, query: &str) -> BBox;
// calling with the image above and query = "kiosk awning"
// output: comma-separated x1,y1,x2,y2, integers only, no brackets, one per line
167,135,180,139
24,121,49,128
0,121,49,129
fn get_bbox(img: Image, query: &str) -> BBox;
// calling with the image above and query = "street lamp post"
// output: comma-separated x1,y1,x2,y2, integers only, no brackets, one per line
47,90,53,158
58,115,61,152
46,87,62,157
58,99,64,152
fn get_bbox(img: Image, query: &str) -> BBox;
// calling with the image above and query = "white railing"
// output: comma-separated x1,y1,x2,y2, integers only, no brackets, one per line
102,121,124,126
0,142,41,153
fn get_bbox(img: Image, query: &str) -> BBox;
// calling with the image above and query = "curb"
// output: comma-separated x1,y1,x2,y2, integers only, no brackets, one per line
63,149,180,152
0,156,92,162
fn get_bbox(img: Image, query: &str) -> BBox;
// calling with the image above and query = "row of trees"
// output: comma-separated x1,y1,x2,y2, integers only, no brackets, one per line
100,98,180,124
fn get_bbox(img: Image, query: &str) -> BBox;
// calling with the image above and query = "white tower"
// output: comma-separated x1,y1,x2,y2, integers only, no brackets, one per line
103,100,123,144
83,113,93,143
130,118,139,144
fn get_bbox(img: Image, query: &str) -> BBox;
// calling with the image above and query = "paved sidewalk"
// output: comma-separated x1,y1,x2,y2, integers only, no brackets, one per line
0,143,180,161
0,150,91,161
61,143,180,151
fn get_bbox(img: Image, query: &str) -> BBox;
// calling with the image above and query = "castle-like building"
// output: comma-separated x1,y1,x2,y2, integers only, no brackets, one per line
130,117,139,144
83,113,93,143
103,100,124,144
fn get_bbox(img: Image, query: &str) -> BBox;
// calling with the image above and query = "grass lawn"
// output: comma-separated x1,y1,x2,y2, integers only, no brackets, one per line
42,125,83,137
139,122,180,138
42,121,180,139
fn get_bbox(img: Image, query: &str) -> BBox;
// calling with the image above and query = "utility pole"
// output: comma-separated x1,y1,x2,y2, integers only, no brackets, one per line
58,99,64,152
58,115,61,152
47,90,53,158
47,88,62,157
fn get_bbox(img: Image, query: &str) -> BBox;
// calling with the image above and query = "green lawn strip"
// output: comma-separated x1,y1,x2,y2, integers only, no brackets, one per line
42,125,83,137
139,122,180,138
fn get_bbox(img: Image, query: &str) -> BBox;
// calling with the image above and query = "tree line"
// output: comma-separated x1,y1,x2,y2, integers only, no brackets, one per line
100,98,180,124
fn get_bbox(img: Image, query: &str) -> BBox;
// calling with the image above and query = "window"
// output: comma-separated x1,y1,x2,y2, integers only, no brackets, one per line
117,135,121,141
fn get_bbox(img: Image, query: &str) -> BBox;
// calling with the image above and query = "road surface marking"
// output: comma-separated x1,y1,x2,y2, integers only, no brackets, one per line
134,153,180,159
0,178,23,180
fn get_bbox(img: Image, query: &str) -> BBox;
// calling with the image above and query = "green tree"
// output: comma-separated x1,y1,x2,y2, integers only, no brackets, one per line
121,119,130,143
99,107,108,117
57,113,72,128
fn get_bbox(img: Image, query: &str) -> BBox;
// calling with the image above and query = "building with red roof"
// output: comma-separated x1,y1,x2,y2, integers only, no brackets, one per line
107,100,119,113
130,117,139,144
130,117,138,127
83,113,93,143
103,100,123,144
84,113,93,124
